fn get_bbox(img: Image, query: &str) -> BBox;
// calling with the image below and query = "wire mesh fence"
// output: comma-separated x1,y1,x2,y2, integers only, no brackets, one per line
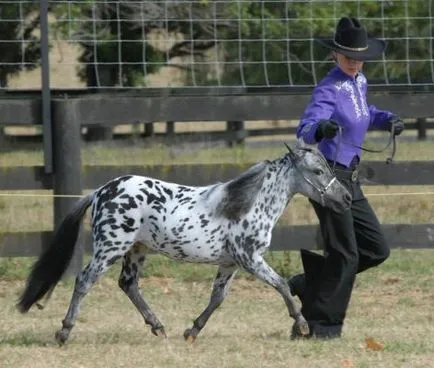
2,0,434,90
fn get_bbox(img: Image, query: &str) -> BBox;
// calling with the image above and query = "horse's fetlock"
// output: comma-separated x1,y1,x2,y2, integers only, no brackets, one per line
61,319,74,330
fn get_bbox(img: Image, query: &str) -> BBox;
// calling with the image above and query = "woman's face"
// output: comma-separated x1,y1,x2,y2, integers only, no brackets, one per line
333,51,364,77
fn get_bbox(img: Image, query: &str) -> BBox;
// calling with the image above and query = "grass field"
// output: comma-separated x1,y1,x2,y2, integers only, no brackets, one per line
0,249,433,368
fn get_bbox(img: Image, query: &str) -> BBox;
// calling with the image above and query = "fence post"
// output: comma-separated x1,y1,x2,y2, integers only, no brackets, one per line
226,120,246,147
52,99,83,277
143,122,154,137
416,118,427,140
166,121,175,137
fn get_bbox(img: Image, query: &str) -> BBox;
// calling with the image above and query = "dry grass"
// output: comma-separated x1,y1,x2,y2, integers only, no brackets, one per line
0,250,433,368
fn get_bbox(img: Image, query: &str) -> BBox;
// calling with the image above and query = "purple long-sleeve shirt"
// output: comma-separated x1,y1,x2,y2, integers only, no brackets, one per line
297,66,394,167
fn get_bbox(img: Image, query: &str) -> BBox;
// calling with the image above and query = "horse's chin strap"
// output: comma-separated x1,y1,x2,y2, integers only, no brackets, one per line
332,124,397,170
299,170,336,206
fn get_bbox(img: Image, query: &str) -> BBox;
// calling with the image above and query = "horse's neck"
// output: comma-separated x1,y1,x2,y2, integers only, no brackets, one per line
255,159,295,225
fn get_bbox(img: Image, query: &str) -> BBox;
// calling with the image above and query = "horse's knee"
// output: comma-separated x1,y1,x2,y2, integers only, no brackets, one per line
118,275,135,292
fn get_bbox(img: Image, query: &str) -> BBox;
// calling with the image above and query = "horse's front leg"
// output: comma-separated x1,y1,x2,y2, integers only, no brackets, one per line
238,252,309,337
184,263,238,343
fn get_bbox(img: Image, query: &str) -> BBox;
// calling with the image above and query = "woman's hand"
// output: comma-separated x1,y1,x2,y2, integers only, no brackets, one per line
388,116,404,136
315,119,340,141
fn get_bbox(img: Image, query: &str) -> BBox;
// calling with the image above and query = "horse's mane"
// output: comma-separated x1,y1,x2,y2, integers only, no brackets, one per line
216,161,269,221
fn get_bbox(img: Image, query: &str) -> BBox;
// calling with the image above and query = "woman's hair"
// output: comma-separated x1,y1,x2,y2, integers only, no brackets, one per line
331,51,337,62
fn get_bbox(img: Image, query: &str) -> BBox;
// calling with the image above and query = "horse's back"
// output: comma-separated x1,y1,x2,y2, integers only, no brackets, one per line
90,174,233,263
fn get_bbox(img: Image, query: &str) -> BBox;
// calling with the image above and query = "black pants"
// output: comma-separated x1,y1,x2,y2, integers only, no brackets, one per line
298,169,390,337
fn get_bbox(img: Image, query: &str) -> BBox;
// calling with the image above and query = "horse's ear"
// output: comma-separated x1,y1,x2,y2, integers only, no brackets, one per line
284,142,297,163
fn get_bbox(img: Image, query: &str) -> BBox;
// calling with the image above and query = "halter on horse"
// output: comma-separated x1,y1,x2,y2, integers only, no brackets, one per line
17,143,351,345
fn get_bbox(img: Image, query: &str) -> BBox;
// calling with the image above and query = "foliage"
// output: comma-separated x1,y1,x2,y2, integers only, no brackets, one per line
0,3,41,87
207,1,433,86
50,0,224,87
51,1,164,86
2,1,432,88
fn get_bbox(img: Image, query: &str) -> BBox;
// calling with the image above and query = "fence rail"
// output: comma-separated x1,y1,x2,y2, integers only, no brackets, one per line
1,224,432,258
0,162,433,258
1,161,434,190
0,92,433,269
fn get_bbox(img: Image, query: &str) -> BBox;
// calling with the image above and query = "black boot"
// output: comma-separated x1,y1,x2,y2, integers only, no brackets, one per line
290,321,342,340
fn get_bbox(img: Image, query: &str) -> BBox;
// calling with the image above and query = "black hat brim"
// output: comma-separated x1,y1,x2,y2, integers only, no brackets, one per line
316,37,386,61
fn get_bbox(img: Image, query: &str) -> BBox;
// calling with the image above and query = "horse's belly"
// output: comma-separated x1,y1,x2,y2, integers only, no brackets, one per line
149,239,226,262
138,228,229,263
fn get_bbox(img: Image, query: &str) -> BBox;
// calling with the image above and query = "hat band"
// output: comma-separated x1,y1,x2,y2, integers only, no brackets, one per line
333,38,368,52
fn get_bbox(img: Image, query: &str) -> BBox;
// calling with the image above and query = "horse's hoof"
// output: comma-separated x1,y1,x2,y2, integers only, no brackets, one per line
54,330,68,346
152,326,167,338
297,320,310,336
156,329,167,338
183,328,197,343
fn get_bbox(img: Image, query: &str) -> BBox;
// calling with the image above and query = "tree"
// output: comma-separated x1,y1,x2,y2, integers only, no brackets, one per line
0,2,40,143
214,1,433,87
0,3,40,87
50,0,432,94
51,0,227,140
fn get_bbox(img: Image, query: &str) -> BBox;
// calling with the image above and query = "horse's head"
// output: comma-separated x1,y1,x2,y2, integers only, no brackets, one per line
285,143,351,213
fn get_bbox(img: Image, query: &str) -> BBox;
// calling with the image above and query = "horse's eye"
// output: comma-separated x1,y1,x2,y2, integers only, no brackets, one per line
313,169,324,176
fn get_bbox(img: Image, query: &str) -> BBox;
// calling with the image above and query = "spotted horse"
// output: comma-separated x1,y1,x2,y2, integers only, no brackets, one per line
17,143,351,345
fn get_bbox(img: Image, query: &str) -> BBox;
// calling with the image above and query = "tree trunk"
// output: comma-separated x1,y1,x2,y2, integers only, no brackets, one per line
84,65,114,141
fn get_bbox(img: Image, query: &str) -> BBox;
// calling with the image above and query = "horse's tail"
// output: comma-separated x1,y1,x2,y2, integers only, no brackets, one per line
17,192,95,313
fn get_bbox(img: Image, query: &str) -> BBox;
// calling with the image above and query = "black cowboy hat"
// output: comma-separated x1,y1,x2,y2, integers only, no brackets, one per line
316,16,386,61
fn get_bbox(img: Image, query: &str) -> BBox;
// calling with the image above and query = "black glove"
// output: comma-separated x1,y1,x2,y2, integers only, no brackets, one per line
315,119,340,141
388,116,404,136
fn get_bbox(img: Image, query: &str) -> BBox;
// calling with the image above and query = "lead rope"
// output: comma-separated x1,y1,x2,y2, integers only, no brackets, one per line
331,124,397,170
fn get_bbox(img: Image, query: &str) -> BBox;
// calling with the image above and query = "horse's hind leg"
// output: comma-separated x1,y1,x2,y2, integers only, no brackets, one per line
55,251,120,345
184,263,238,343
118,244,166,338
238,254,309,337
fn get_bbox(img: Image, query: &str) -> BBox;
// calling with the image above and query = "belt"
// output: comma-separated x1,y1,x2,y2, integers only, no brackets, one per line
326,160,359,182
333,167,359,182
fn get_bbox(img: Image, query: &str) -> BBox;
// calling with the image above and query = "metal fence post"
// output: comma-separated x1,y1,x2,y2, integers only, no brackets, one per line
40,0,53,174
52,99,84,277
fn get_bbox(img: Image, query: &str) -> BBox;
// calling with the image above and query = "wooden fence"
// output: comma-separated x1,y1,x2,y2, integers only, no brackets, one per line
1,161,433,257
0,89,433,274
2,89,434,146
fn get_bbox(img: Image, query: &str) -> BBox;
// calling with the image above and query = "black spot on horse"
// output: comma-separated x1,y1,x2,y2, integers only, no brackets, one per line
163,188,173,199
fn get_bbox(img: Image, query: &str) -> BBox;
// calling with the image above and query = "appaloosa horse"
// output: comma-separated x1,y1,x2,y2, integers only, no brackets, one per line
17,143,351,345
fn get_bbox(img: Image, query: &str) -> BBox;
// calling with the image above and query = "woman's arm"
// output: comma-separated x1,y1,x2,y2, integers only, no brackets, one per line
297,83,336,144
369,105,395,130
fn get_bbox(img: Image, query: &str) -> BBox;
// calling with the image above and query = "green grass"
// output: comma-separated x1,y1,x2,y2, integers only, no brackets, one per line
0,248,432,283
0,250,299,282
0,137,433,166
